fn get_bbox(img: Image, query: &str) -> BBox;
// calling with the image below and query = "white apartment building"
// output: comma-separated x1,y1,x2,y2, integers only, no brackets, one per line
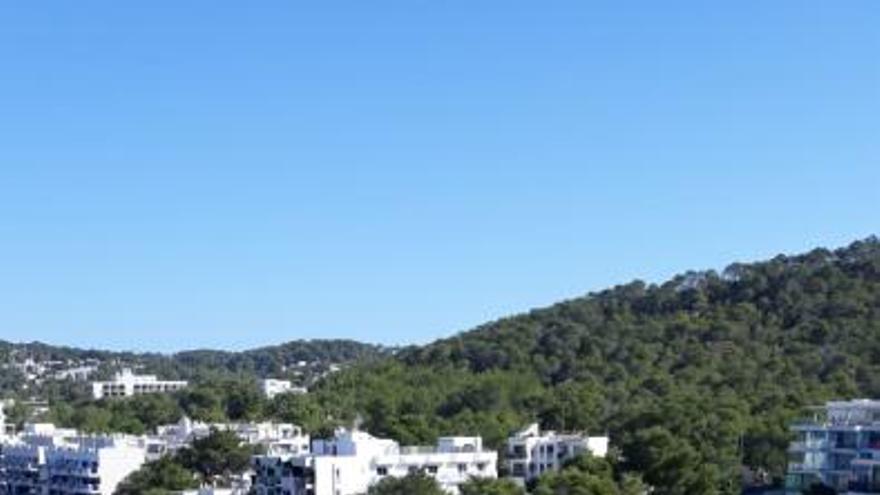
155,416,310,456
91,369,188,400
506,423,609,484
0,423,150,495
787,399,880,494
44,435,148,495
259,379,307,400
252,429,498,495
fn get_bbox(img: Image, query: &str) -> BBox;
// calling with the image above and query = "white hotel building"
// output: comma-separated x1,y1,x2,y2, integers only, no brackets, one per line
91,369,188,400
252,429,498,495
787,399,880,494
505,423,609,484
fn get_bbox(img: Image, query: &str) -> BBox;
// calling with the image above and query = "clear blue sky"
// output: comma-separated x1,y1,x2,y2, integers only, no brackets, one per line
0,2,877,352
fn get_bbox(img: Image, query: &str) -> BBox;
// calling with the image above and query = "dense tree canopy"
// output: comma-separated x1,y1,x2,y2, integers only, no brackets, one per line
176,429,255,485
115,456,198,495
459,477,525,495
365,472,447,495
301,238,880,493
117,429,255,493
532,455,648,495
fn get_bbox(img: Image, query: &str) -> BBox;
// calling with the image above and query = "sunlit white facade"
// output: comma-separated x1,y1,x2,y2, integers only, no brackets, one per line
252,429,497,495
91,369,188,399
505,423,609,484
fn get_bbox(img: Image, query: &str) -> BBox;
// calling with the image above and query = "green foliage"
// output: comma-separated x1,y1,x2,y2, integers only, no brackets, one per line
300,238,880,494
459,477,526,495
266,392,326,432
0,339,388,400
117,430,253,492
21,238,880,493
365,472,447,495
115,456,199,495
532,454,648,495
176,429,254,485
3,400,31,429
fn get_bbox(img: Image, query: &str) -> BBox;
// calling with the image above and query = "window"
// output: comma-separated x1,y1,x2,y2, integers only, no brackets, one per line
426,465,438,474
377,467,388,476
458,464,467,473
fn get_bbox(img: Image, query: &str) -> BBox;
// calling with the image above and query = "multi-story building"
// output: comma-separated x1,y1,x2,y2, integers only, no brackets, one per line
1,424,79,495
259,379,307,400
44,435,149,495
91,369,188,400
252,429,498,495
787,399,880,494
0,416,303,495
0,423,151,495
505,423,609,484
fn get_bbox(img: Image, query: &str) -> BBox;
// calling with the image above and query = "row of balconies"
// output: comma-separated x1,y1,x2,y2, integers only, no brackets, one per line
507,443,575,460
47,461,99,473
790,439,880,451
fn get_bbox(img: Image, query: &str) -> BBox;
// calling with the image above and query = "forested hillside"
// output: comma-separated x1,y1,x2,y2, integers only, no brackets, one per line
14,238,880,494
298,237,880,494
0,339,389,399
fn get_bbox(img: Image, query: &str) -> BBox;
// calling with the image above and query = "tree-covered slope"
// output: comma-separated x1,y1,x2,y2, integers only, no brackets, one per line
304,237,880,494
0,339,390,398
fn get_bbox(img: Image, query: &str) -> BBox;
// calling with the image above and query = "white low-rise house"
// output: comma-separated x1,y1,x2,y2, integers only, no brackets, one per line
0,423,150,495
252,429,497,495
259,379,307,400
91,369,188,400
506,423,609,484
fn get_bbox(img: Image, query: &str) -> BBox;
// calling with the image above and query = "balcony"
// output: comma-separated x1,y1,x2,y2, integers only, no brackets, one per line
848,479,880,494
790,440,831,451
507,446,527,460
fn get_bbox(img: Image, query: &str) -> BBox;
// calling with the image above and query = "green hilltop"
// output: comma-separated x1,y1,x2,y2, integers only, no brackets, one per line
305,236,880,493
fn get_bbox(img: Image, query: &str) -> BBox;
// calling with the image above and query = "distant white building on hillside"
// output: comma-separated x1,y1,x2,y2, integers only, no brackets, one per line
252,429,497,495
506,423,609,484
54,365,97,382
91,369,188,399
259,379,307,400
